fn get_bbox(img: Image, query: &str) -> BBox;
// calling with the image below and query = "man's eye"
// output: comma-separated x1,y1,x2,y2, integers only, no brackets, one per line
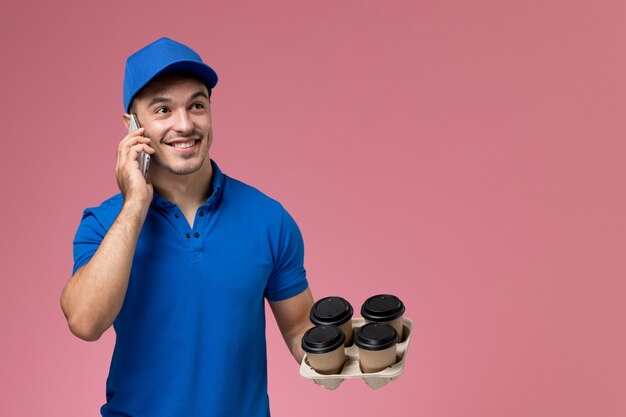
191,103,205,110
155,107,169,114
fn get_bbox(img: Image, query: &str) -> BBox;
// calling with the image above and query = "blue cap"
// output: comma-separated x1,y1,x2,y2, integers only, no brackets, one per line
123,37,218,112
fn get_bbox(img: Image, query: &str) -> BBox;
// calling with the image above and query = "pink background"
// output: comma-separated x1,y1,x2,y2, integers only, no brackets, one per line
2,0,625,416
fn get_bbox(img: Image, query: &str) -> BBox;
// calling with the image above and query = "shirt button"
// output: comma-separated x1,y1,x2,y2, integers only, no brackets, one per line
194,232,200,238
174,213,180,218
185,233,190,238
199,211,205,217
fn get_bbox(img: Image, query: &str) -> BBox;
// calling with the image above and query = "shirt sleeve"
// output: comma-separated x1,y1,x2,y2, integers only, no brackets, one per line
264,206,308,301
72,207,108,276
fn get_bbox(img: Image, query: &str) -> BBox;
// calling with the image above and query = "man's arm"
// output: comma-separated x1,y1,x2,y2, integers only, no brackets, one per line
60,126,154,341
269,287,314,364
61,203,147,341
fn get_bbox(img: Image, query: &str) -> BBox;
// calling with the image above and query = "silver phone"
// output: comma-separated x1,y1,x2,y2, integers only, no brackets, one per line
129,114,150,180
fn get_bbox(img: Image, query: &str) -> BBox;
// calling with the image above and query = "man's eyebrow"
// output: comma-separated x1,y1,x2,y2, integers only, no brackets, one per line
189,90,209,101
147,91,209,108
147,96,172,107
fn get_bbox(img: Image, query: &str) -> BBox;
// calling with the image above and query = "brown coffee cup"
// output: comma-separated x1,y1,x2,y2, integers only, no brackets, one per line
361,294,406,341
310,296,354,345
355,322,398,373
301,325,346,375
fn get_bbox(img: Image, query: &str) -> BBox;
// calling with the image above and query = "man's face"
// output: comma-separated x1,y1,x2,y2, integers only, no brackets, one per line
130,74,213,176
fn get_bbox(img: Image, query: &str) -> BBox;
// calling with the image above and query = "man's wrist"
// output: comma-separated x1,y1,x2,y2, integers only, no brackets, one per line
121,199,150,223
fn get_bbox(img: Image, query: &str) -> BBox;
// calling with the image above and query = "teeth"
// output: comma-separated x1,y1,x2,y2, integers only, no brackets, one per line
173,140,195,149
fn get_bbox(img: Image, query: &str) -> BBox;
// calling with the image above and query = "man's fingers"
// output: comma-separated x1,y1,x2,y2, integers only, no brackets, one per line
127,126,145,137
118,132,151,166
131,143,155,155
116,127,153,182
118,127,146,152
127,143,155,161
119,133,150,152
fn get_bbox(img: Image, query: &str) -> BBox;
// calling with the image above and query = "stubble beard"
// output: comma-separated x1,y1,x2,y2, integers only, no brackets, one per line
162,129,212,176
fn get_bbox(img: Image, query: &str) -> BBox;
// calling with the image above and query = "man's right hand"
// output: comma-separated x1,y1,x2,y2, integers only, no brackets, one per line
116,127,155,208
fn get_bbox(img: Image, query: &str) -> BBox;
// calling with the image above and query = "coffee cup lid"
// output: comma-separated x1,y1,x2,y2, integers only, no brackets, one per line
310,296,354,326
355,322,398,351
361,294,405,322
301,325,346,354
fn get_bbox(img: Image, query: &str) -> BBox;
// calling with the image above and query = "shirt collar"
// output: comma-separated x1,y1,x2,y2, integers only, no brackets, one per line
205,159,225,207
152,158,225,209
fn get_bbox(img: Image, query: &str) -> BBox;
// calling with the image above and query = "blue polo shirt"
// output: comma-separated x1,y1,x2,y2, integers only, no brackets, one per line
72,160,308,417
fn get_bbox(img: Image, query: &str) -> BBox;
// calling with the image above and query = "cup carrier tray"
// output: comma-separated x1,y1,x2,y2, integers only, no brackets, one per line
299,317,413,390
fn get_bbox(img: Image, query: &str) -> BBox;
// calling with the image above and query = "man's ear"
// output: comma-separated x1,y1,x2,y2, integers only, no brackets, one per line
122,113,131,130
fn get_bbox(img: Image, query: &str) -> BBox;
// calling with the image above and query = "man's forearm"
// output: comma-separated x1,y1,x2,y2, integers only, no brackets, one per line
269,288,315,364
61,202,147,341
289,324,312,364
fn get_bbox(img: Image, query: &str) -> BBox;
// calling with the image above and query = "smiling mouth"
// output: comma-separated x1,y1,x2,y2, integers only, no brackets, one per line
167,139,199,149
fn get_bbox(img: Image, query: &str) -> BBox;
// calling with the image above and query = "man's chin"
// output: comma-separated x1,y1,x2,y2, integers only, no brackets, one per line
168,159,207,176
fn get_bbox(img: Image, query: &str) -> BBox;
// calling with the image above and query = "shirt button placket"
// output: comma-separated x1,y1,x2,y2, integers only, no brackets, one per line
171,209,192,245
191,208,206,252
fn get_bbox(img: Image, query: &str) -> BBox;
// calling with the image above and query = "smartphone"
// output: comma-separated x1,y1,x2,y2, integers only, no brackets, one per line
129,114,150,180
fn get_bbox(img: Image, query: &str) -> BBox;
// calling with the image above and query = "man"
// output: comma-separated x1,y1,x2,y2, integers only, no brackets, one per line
60,37,314,417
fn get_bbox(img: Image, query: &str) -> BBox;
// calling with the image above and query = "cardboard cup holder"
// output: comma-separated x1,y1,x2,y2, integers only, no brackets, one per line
300,317,413,390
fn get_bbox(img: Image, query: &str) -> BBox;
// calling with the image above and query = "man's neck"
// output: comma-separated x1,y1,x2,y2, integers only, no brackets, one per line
150,160,214,212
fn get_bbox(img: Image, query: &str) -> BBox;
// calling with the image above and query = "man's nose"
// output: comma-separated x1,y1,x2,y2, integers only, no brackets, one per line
172,109,193,133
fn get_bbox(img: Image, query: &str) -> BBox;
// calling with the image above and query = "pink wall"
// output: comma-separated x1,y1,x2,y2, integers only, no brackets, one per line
2,0,625,416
